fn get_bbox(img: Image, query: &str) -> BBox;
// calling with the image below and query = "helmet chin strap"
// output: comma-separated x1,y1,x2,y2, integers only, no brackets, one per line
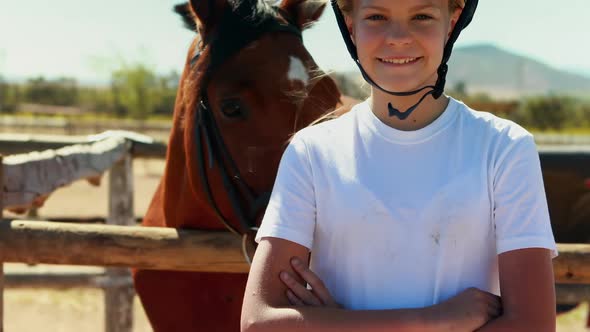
386,64,447,120
331,0,477,120
356,55,447,121
388,89,435,120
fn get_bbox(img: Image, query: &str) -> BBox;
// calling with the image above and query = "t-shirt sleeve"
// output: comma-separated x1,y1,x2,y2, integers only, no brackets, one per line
493,134,557,258
255,133,316,250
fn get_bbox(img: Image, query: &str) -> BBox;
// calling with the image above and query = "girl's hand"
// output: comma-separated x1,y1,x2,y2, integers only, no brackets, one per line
280,257,341,308
432,287,502,332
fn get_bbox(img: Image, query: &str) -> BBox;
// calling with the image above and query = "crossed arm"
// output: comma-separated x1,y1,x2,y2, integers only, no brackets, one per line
241,237,555,332
241,237,451,332
474,247,556,331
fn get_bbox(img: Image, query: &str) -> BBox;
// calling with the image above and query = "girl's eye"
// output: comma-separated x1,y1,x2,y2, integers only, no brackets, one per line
366,14,386,21
414,14,433,21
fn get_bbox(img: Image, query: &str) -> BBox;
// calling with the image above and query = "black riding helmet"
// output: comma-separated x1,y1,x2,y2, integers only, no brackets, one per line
331,0,479,120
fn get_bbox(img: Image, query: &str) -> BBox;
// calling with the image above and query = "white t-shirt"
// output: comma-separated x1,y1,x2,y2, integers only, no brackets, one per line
256,97,557,310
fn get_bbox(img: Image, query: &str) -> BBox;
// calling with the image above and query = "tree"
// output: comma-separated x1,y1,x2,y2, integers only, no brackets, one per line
573,102,590,128
153,70,180,116
110,64,159,119
78,86,116,115
23,76,79,106
0,77,22,113
518,96,573,131
447,81,468,100
0,75,7,111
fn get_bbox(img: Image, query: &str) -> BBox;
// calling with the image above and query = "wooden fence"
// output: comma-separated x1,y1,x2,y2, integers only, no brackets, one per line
2,117,590,145
0,116,171,138
0,134,141,332
1,133,590,332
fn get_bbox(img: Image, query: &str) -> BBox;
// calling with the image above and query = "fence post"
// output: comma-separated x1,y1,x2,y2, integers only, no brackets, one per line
1,155,5,332
105,144,134,332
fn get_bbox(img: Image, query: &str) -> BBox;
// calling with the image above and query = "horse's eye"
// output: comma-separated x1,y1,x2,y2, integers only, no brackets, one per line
220,98,248,120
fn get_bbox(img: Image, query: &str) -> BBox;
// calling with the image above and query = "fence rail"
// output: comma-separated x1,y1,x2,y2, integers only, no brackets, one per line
4,273,132,289
2,219,590,280
0,220,248,273
0,133,167,159
0,116,171,137
2,119,589,146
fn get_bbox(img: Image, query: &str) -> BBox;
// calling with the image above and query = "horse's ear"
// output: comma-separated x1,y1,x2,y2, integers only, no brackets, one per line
174,3,198,31
188,0,227,37
280,0,327,30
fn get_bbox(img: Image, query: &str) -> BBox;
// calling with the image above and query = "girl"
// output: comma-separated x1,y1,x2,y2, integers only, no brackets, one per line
241,0,557,331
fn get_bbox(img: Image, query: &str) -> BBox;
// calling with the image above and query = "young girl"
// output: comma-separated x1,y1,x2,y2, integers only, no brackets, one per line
241,0,557,331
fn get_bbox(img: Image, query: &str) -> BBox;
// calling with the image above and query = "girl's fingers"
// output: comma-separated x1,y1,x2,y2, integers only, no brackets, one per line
280,271,322,306
286,289,305,306
482,293,502,319
290,257,339,307
486,302,500,319
484,294,502,313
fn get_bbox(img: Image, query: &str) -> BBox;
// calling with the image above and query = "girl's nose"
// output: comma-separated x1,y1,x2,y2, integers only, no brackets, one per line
386,22,412,46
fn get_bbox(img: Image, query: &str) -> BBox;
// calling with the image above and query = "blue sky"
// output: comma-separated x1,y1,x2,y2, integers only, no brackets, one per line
1,0,589,84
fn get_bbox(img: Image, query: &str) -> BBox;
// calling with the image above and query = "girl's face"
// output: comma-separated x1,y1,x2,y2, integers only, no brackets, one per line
346,0,461,92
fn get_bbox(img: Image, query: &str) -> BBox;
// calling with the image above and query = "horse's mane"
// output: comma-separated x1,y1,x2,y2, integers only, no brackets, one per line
231,0,277,26
174,1,277,34
173,0,282,80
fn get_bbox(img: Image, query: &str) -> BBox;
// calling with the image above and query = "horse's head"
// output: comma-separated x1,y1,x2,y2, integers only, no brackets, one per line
156,0,342,233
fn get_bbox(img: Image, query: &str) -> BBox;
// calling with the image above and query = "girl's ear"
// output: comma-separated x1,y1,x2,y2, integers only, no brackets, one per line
345,15,355,44
188,0,228,38
280,0,327,30
447,7,463,39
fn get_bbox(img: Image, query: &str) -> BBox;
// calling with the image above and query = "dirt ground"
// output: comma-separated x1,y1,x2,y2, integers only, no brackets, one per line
2,159,590,331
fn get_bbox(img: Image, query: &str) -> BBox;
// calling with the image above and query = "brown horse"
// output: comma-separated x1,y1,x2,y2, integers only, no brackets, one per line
132,0,348,330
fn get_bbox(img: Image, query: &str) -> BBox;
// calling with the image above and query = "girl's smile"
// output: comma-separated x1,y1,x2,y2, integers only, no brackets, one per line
377,56,423,67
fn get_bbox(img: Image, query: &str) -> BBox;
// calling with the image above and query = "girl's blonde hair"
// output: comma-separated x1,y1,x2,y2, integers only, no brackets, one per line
336,0,465,14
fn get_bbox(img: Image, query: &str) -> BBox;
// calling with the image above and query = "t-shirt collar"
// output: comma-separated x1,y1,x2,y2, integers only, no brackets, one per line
357,97,460,144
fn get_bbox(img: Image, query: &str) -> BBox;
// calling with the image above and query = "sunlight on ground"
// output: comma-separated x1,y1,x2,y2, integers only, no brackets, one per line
3,287,589,331
4,289,152,332
557,302,590,332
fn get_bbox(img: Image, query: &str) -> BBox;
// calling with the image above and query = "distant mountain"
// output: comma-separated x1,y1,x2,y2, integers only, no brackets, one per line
567,67,590,78
448,44,590,98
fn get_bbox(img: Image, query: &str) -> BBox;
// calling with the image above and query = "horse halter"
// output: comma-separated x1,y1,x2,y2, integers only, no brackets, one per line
331,0,479,120
190,4,302,263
